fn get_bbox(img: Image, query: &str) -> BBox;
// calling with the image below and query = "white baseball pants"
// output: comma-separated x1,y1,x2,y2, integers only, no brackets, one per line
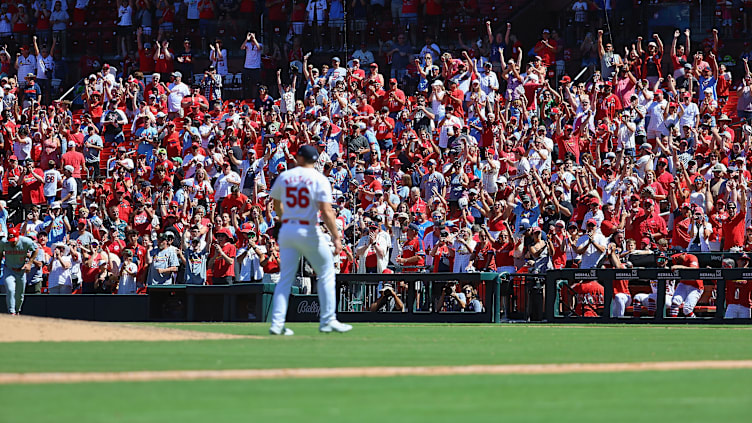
611,293,632,317
633,292,672,315
671,283,703,317
271,223,337,330
724,304,751,319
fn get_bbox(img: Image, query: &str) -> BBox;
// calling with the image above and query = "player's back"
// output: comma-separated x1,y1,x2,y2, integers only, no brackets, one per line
270,166,332,223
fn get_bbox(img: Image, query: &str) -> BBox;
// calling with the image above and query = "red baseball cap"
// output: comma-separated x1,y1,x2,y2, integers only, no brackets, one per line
7,226,20,242
215,228,233,238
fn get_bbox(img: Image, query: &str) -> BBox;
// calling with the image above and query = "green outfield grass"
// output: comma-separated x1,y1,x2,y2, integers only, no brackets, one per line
2,369,749,423
1,323,750,423
0,323,750,373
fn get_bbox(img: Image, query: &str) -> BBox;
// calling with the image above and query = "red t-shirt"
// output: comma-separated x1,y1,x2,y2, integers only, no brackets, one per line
22,168,45,205
385,89,405,113
471,241,495,271
104,239,126,256
132,211,152,236
534,39,557,67
424,0,442,15
572,281,604,317
154,49,175,74
672,217,692,249
726,280,752,308
671,253,702,290
400,237,425,272
375,117,395,141
548,232,568,269
61,151,86,179
492,240,514,268
81,253,109,283
198,0,215,19
723,211,746,250
139,48,155,73
212,242,236,277
556,133,581,162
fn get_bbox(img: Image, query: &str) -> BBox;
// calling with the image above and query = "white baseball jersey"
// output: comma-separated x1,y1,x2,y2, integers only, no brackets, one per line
650,280,675,297
270,166,333,222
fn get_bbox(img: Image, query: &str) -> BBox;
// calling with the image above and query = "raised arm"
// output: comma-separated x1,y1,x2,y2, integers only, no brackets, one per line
653,33,664,54
684,28,691,56
636,36,643,56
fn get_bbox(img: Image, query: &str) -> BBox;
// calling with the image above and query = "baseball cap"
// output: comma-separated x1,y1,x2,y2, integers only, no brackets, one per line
298,144,319,162
215,228,233,238
586,218,598,226
7,226,19,242
407,223,421,232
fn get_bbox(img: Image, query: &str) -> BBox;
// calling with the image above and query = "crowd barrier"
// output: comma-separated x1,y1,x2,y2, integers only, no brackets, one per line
0,273,503,323
4,265,750,324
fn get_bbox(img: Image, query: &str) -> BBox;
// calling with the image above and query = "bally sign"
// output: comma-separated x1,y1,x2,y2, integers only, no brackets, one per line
287,295,322,322
297,300,320,316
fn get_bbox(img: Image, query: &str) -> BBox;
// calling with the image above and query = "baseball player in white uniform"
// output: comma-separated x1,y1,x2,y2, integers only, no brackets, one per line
633,279,675,317
632,252,675,317
268,145,352,335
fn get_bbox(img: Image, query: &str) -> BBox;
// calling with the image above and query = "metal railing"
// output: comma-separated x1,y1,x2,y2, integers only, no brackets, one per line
333,272,501,323
544,268,752,324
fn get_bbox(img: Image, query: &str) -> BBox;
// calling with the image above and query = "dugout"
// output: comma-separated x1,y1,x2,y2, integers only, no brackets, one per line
543,267,752,324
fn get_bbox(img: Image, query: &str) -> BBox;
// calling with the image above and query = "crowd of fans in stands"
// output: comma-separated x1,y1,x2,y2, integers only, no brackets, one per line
0,1,750,318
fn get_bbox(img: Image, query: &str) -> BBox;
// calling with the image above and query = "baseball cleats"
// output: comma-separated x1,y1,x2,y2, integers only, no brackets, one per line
319,320,352,333
269,326,294,336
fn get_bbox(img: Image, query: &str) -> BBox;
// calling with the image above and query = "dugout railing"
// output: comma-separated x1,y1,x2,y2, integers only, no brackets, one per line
309,272,503,323
544,268,752,324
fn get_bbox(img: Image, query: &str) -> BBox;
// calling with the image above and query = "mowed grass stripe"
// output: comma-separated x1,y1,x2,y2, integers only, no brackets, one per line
4,360,752,384
2,324,751,373
2,370,749,423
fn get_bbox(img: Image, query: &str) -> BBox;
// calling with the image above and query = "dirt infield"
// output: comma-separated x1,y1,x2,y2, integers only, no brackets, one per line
2,360,752,385
0,315,251,343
